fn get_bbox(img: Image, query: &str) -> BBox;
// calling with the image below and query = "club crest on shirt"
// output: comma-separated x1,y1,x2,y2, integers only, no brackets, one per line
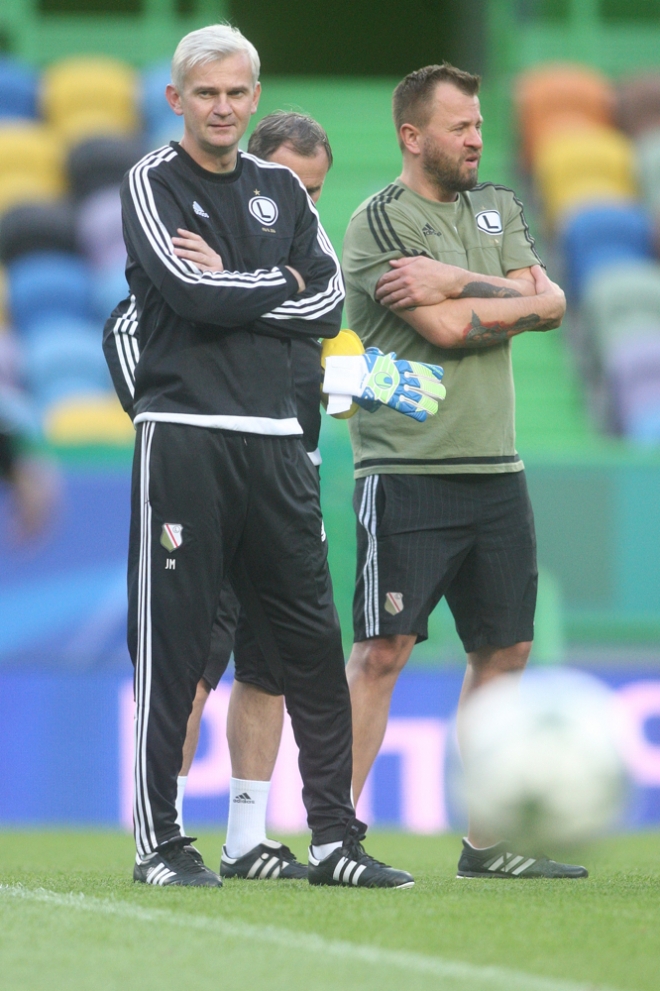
475,210,503,235
249,195,279,226
160,523,183,552
384,592,404,615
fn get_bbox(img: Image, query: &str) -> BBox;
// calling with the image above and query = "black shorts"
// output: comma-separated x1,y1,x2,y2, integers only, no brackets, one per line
353,471,537,653
202,578,283,695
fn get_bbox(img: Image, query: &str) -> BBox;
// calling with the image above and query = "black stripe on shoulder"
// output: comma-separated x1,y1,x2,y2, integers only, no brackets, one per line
366,199,388,252
471,182,543,266
377,199,415,257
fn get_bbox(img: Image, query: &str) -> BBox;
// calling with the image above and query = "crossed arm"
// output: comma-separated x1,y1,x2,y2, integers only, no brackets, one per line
374,256,565,349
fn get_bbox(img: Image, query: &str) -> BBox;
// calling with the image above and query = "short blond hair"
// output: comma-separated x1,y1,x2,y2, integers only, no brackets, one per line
171,23,260,92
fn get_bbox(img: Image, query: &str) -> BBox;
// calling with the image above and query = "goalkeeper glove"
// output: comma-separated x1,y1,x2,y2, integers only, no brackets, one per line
322,347,446,422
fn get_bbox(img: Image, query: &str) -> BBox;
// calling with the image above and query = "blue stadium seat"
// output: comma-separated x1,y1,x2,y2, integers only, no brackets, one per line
0,57,38,120
7,251,92,333
23,322,111,406
560,203,654,299
90,263,129,322
140,61,183,147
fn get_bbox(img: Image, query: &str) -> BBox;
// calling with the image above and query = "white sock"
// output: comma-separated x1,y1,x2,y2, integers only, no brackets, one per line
175,775,187,835
225,777,270,859
464,837,499,852
311,840,342,861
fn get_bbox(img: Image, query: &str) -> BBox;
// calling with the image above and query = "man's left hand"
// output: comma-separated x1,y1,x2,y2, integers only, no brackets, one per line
375,257,462,310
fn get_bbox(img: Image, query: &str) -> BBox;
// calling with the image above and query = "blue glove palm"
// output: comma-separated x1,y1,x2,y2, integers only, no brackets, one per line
354,348,446,422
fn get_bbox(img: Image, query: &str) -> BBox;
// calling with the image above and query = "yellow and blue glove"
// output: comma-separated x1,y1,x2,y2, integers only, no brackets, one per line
323,345,446,422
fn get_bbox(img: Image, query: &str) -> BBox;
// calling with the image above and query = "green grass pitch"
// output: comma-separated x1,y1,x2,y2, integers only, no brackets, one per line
1,830,659,991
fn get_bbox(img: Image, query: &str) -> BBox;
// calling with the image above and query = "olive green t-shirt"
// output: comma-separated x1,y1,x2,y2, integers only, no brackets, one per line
342,179,542,477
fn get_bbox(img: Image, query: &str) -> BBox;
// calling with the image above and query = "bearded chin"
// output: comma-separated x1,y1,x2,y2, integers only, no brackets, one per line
422,147,479,193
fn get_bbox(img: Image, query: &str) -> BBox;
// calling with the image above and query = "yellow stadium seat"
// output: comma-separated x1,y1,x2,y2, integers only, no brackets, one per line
0,122,65,179
0,174,63,214
44,393,135,446
56,109,138,146
516,63,614,167
41,57,139,138
0,122,65,213
533,126,637,224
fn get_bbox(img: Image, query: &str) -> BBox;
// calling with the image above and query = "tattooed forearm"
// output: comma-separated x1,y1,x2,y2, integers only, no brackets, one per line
463,310,558,345
457,281,523,299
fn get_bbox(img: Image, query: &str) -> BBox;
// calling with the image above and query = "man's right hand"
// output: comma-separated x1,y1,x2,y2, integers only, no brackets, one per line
285,266,306,293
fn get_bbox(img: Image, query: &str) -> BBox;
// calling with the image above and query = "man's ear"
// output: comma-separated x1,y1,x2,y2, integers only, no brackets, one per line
251,80,262,115
166,84,184,117
399,123,422,156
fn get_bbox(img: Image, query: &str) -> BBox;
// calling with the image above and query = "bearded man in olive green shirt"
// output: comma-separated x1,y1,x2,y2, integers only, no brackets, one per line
343,65,587,880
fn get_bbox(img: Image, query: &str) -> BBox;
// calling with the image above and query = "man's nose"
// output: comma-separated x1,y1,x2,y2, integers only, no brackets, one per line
466,127,483,149
212,97,232,116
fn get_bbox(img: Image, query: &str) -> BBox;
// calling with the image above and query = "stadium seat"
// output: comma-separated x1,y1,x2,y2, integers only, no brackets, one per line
635,128,660,217
67,135,145,201
7,251,92,332
559,204,654,299
41,56,139,142
580,261,660,384
616,74,660,138
533,126,637,224
515,64,614,167
605,333,660,439
76,186,124,269
0,122,65,213
0,57,39,120
0,265,7,327
90,263,129,322
141,61,182,146
0,202,77,264
44,392,134,445
23,323,111,406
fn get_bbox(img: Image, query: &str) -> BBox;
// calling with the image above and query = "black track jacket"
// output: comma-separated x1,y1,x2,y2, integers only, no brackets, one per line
102,143,343,436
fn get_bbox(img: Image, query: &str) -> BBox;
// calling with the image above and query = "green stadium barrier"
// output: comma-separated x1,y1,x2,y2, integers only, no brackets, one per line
489,0,660,80
0,0,226,65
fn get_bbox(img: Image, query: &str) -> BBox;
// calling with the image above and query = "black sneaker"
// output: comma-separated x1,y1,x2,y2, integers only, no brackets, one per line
307,819,414,889
456,839,588,879
220,839,307,880
133,840,223,887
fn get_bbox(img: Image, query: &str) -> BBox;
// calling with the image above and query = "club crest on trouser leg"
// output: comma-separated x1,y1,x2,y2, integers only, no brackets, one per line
160,523,183,552
384,592,404,616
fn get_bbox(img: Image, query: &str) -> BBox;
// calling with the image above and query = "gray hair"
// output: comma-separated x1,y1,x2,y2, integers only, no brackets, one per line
171,24,260,92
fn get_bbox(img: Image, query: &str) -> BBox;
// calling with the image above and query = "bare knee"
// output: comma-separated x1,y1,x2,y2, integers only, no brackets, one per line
347,635,415,682
469,640,532,677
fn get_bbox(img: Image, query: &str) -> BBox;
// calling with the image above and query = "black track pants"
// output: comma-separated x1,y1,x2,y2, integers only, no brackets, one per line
127,422,354,856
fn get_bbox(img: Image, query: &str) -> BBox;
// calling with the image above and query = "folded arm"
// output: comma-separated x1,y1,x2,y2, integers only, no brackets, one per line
375,256,537,309
396,265,565,349
122,170,301,329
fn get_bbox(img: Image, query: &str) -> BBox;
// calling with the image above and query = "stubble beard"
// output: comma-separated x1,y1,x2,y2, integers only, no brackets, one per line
421,139,479,195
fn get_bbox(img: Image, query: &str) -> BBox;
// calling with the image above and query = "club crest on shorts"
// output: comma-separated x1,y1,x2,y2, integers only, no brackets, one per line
160,523,183,552
384,592,404,616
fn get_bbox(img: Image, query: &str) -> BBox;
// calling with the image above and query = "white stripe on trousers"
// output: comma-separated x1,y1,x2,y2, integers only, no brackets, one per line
134,421,158,857
358,475,380,638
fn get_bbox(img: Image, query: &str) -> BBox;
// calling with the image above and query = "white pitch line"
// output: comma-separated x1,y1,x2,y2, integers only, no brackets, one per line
0,884,612,991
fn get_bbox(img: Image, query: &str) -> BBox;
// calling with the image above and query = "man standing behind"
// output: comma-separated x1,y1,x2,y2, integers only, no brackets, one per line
342,63,587,878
